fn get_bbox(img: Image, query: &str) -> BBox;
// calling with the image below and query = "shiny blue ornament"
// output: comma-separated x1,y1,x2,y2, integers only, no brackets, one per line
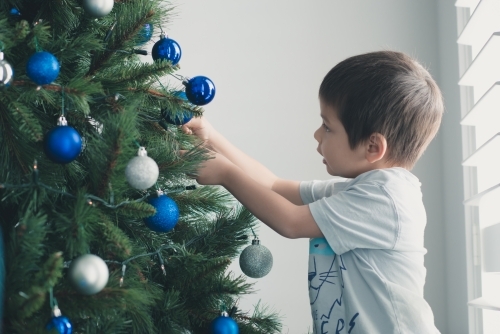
44,118,82,164
144,194,179,232
9,8,21,16
165,111,193,125
211,314,239,334
26,51,60,86
184,76,216,106
136,23,153,45
164,91,193,125
46,315,73,334
151,35,181,65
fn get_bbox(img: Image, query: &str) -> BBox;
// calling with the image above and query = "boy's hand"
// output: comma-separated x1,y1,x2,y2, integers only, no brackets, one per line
195,151,234,186
181,117,214,145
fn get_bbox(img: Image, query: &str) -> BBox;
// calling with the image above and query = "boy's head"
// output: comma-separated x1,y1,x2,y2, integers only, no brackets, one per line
317,51,443,173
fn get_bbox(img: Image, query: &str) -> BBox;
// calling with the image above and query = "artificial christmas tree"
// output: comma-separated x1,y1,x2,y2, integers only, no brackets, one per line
0,1,281,333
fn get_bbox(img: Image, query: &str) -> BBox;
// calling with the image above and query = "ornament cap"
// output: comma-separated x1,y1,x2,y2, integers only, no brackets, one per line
52,305,62,317
57,116,68,126
156,189,164,196
0,52,4,61
251,238,260,245
160,33,167,39
137,146,148,157
220,311,229,317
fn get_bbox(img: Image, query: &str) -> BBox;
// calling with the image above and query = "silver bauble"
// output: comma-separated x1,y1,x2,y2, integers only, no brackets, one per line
239,238,273,278
82,0,114,17
69,254,109,295
0,52,14,87
125,147,159,190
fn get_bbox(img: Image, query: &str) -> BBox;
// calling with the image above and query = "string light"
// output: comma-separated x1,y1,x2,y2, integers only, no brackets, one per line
0,163,197,207
62,236,203,287
0,160,151,209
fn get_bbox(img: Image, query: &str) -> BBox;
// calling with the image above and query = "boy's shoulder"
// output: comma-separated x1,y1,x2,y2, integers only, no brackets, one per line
343,168,424,211
349,167,421,189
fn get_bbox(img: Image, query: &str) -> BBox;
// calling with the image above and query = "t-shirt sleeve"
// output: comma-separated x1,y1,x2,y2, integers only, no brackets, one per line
299,178,348,205
308,182,400,255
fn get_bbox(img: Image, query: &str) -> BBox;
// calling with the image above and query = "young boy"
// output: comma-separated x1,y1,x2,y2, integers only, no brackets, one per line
182,51,443,333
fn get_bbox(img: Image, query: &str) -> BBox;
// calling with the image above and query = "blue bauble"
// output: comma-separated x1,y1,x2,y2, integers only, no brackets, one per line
26,51,60,85
44,126,82,164
151,36,181,65
184,76,216,106
211,315,239,334
136,23,153,45
164,91,193,125
46,315,73,334
165,111,192,125
10,8,21,16
144,195,179,232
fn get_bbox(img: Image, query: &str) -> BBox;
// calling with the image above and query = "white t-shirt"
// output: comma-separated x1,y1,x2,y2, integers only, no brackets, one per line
300,168,439,334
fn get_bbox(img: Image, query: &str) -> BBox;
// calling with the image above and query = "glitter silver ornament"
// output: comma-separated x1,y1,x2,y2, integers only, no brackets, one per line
239,238,273,278
69,254,109,295
125,147,159,190
82,0,114,17
0,51,14,87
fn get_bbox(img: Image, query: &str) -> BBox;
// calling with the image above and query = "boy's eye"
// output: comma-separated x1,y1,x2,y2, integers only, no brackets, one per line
322,122,330,132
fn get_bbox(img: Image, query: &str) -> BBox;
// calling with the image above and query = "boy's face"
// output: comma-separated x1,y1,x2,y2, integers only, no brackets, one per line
314,100,369,178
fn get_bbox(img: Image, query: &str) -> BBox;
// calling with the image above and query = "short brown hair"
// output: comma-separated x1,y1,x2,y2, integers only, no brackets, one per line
319,51,443,169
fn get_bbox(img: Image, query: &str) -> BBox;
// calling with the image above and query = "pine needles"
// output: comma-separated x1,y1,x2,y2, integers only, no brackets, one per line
0,0,281,333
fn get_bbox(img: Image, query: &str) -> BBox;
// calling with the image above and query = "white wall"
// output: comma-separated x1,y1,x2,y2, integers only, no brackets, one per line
167,1,467,332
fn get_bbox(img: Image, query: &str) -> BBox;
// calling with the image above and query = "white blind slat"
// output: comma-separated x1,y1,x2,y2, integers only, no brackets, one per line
462,133,500,166
463,183,500,206
457,0,500,56
468,297,500,311
458,33,500,90
461,82,500,126
481,222,500,272
455,0,481,9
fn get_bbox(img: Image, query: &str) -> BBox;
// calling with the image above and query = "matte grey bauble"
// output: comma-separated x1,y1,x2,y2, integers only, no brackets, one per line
82,0,114,17
125,147,159,190
69,254,109,295
239,238,273,278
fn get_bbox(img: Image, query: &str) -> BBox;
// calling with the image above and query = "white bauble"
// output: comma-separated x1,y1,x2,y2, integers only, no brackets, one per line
82,0,114,17
69,254,109,295
0,52,14,87
125,147,159,190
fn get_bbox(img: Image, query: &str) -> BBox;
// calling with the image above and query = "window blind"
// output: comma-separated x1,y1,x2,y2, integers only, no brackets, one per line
456,0,500,333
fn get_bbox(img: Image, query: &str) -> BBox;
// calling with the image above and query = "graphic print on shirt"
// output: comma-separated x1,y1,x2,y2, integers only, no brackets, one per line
309,238,359,334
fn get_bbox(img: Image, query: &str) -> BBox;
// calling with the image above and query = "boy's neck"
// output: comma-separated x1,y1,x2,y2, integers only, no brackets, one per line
347,162,408,179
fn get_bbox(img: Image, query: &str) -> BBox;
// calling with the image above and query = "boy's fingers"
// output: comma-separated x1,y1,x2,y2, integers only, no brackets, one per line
180,124,192,134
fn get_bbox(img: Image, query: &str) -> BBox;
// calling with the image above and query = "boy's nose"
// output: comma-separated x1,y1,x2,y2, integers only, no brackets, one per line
313,127,320,142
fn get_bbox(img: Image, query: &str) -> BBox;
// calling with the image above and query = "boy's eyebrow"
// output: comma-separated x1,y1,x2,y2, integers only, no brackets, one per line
320,114,330,123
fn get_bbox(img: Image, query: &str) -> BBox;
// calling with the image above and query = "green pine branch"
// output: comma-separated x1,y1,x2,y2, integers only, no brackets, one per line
0,1,282,332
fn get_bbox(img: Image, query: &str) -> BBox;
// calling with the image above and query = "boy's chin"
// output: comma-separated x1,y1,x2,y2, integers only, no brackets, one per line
326,166,353,179
325,165,337,176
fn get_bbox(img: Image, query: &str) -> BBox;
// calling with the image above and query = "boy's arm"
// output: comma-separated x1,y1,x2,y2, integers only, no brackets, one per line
182,117,304,205
196,152,322,239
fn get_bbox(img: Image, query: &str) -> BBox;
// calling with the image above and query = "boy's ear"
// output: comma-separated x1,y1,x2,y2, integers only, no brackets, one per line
365,133,388,163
